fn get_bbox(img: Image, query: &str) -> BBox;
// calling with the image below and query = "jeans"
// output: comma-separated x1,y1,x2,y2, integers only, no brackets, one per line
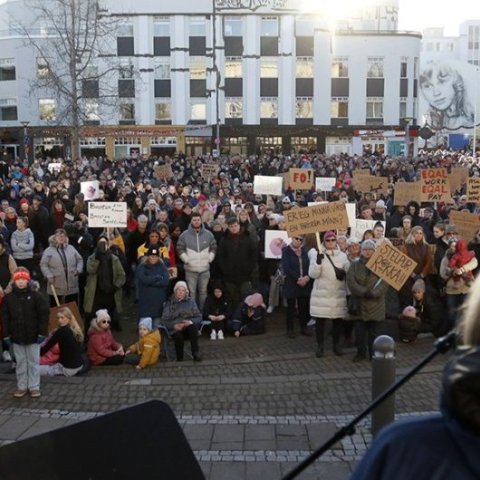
39,363,82,377
185,270,210,311
12,343,40,391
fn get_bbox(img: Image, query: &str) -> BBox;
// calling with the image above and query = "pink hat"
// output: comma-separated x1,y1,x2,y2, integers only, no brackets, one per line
402,306,417,319
324,231,337,241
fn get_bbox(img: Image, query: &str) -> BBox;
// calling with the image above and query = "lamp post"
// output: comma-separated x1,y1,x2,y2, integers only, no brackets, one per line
212,0,220,157
20,120,30,165
404,117,412,157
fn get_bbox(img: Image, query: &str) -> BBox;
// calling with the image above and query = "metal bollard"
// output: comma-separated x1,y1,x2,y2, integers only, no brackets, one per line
371,335,396,437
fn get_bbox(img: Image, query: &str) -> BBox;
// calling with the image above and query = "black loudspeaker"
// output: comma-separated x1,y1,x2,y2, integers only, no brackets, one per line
0,400,205,480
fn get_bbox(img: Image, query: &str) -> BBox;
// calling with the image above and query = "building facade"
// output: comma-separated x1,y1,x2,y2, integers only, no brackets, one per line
0,0,421,160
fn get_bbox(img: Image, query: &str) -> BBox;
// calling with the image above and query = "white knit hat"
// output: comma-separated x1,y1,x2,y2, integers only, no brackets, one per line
173,280,189,294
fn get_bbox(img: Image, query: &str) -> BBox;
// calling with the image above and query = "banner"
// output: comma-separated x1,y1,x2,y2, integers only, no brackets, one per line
284,201,348,237
88,202,127,228
449,210,480,241
315,177,336,192
154,164,174,180
264,230,291,259
81,180,100,201
353,176,388,195
253,175,283,196
366,241,417,291
419,168,451,202
47,163,62,173
288,168,314,190
393,182,421,206
201,164,219,180
466,178,480,203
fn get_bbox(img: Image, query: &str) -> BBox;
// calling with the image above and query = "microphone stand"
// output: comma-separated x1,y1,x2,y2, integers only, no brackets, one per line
282,331,457,480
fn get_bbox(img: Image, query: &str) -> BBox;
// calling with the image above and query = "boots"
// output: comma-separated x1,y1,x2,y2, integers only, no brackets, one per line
333,344,344,356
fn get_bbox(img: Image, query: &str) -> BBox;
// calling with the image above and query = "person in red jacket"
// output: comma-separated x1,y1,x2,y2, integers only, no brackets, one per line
87,309,124,366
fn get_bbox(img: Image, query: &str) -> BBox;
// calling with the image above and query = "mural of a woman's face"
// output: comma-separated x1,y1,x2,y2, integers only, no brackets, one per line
420,65,456,112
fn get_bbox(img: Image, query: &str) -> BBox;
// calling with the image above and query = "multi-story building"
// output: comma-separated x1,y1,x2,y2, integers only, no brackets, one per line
0,0,422,160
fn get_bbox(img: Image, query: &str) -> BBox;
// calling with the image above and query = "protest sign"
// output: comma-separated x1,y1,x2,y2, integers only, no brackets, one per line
284,201,348,237
350,219,386,242
81,180,100,201
449,167,469,193
264,230,291,259
393,182,421,206
466,177,480,203
449,210,480,241
353,176,388,195
253,175,283,196
289,168,314,190
419,168,451,202
154,164,174,180
88,202,127,228
346,203,356,229
201,163,219,180
366,241,417,291
315,177,336,192
276,172,290,191
47,163,62,173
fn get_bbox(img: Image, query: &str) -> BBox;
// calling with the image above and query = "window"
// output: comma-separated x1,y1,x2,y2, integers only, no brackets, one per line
331,98,348,118
400,57,407,78
261,17,278,36
296,98,313,118
225,98,243,118
119,103,135,122
0,99,17,121
260,58,278,78
84,100,100,121
224,16,242,36
295,17,316,36
367,58,384,78
399,98,407,119
225,57,242,77
190,56,206,79
154,58,170,79
190,101,206,120
155,102,171,120
366,98,383,118
296,58,314,78
117,22,134,56
332,58,348,78
117,21,133,37
260,97,278,118
190,17,206,36
118,79,135,98
153,16,170,36
37,58,50,79
0,59,15,81
39,99,56,121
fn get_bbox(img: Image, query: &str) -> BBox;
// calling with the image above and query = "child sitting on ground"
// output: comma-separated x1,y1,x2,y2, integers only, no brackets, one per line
125,317,161,369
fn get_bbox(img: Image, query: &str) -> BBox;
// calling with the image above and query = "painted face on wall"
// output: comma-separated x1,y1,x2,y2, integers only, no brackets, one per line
420,66,456,112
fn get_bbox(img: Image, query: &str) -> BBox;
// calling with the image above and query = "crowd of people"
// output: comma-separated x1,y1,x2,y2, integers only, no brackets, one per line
1,148,480,399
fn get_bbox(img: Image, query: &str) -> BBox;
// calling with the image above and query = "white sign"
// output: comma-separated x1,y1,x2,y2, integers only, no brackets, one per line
253,175,283,196
264,230,291,259
351,219,386,242
81,180,100,201
47,163,62,173
88,202,127,228
315,177,336,192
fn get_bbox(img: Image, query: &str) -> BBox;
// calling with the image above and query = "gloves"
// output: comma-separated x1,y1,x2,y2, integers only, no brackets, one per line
3,337,11,348
364,291,375,299
316,253,324,265
37,335,46,345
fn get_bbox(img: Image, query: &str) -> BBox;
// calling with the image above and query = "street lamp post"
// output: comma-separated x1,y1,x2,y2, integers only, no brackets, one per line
404,117,413,157
20,120,30,165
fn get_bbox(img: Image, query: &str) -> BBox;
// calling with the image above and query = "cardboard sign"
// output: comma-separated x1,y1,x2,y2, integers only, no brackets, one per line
351,219,386,242
47,162,62,173
315,177,336,192
394,182,421,206
154,164,174,180
449,167,469,193
449,210,480,241
467,178,480,203
366,241,418,291
201,164,219,180
419,168,451,202
354,176,388,195
264,230,291,259
253,175,283,196
88,202,127,228
289,168,314,190
81,180,100,201
284,201,349,237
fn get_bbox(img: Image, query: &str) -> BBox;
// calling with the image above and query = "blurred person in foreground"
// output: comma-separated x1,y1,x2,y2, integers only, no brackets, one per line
350,275,480,480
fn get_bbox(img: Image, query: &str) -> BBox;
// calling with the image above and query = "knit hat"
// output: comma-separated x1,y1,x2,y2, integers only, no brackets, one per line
375,200,386,209
361,239,376,251
347,237,360,246
402,306,417,319
198,194,206,201
138,317,152,331
324,230,337,241
95,309,110,322
19,198,29,206
13,270,31,282
147,246,160,256
173,280,189,293
412,278,426,293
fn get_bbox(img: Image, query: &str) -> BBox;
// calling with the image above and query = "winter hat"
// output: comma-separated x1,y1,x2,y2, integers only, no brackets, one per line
146,246,160,256
91,309,110,329
198,194,206,201
412,278,426,293
282,196,291,204
13,270,31,282
324,230,337,241
174,280,189,294
19,198,29,206
138,317,153,331
347,237,360,246
361,239,376,251
402,306,417,319
375,200,386,209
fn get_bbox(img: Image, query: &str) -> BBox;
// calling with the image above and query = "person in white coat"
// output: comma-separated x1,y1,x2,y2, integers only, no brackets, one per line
308,230,349,358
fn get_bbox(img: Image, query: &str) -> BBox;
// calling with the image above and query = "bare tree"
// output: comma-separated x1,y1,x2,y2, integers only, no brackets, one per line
13,0,120,159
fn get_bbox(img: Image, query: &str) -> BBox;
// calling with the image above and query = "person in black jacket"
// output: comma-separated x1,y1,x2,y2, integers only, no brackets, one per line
202,282,231,340
40,306,85,376
2,267,49,398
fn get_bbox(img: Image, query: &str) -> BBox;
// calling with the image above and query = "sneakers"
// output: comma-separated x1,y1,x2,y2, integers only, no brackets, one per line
266,306,274,314
13,389,28,398
217,330,224,340
2,350,12,362
29,390,41,398
210,330,217,340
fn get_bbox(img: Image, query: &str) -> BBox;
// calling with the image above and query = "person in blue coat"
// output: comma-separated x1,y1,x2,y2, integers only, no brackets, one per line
351,275,480,480
136,246,170,320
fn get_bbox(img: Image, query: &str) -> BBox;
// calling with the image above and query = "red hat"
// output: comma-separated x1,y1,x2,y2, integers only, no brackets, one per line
13,270,31,282
198,194,206,201
19,198,29,206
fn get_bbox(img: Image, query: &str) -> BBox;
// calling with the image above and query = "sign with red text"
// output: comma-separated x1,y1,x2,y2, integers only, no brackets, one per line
419,168,451,202
289,168,314,190
284,201,348,237
366,241,417,291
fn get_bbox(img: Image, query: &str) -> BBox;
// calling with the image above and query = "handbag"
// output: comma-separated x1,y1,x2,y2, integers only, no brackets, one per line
325,253,346,281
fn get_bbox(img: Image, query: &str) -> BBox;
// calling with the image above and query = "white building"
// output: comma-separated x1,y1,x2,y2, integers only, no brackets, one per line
0,0,421,159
